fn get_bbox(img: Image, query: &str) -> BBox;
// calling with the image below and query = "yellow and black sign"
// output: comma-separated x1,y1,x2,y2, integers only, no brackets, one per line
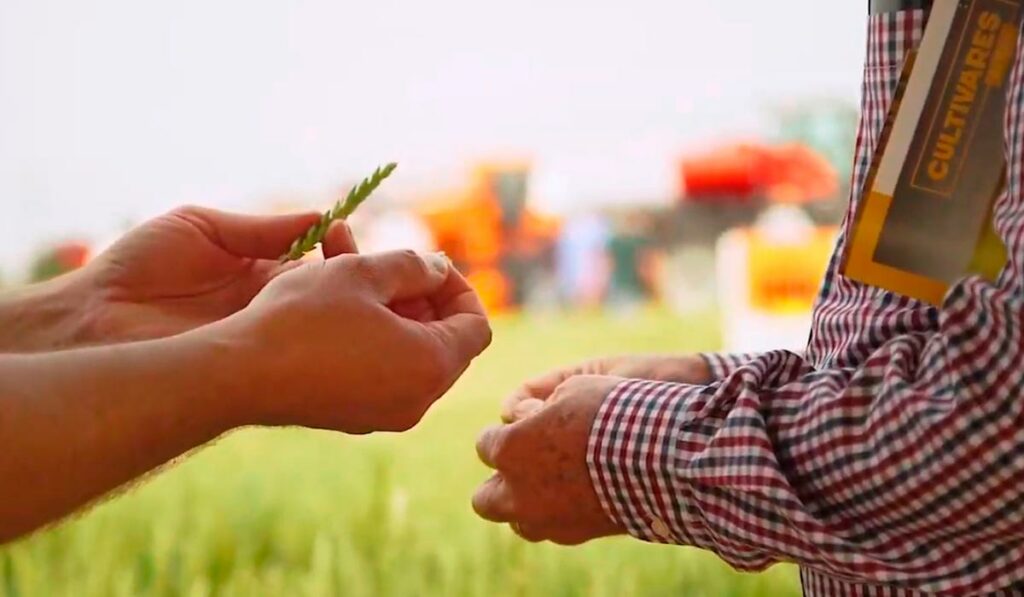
844,0,1021,304
748,230,835,314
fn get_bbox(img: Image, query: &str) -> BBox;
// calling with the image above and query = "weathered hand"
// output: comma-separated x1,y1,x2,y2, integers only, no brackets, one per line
75,206,357,344
473,374,626,545
501,354,710,423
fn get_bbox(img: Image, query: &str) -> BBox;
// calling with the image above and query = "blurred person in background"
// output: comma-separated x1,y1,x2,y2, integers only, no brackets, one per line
555,210,611,308
605,212,657,312
473,2,1024,595
0,205,491,543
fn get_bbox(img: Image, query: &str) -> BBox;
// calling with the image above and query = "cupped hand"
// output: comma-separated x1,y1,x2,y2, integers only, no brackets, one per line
215,250,492,434
75,206,358,344
473,374,626,545
501,354,711,423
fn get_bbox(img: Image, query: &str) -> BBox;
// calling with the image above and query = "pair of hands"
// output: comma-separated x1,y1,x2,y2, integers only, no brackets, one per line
472,354,712,545
22,205,491,434
16,204,707,541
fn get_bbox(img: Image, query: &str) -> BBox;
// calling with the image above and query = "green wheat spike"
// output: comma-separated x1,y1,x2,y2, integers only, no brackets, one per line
281,162,398,262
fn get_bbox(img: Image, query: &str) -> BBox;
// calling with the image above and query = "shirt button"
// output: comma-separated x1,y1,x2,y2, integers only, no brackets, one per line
650,517,671,539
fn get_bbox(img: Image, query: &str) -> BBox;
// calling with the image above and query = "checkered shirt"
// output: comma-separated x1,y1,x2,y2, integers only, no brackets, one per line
587,9,1024,596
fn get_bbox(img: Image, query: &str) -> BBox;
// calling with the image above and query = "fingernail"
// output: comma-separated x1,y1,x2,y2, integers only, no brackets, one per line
424,252,450,276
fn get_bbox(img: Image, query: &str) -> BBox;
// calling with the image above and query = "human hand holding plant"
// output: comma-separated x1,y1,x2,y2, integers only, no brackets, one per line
0,165,395,352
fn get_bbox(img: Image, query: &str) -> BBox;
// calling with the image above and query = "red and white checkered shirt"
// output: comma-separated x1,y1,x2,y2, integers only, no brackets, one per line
587,8,1024,596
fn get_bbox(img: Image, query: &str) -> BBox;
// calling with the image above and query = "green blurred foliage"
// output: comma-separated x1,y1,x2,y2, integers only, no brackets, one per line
28,243,90,284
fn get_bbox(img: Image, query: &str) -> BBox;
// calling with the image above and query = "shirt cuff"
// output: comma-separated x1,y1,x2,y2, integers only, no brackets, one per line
699,352,761,379
586,378,705,545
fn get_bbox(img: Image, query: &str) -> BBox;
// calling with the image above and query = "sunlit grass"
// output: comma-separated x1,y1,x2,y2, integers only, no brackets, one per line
0,308,800,596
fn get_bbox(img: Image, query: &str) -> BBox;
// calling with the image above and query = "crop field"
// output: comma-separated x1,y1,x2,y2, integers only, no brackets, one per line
0,309,800,597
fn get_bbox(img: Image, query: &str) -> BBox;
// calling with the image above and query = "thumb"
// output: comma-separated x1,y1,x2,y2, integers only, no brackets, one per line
322,220,359,259
175,206,320,260
343,250,451,303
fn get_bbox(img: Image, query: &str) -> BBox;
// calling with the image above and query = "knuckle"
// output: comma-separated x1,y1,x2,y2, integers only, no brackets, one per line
548,382,571,403
167,204,210,230
490,429,519,470
348,256,383,287
397,248,421,263
403,250,433,278
476,427,503,466
511,399,544,422
490,431,510,466
169,204,204,218
499,397,520,424
551,374,591,400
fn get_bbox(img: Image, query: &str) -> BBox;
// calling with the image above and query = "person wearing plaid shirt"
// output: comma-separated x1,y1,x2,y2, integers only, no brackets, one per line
473,1,1024,595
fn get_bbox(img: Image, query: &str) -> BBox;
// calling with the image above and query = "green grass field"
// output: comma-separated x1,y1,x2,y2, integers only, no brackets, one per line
0,309,800,597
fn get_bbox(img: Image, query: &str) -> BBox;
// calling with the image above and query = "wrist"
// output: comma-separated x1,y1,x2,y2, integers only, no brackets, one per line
683,355,713,385
586,378,693,544
179,316,287,431
0,272,94,352
165,322,261,434
645,355,713,385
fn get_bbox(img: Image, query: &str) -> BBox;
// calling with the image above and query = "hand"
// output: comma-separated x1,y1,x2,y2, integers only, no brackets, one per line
212,249,492,434
61,205,359,346
501,354,710,423
473,374,626,544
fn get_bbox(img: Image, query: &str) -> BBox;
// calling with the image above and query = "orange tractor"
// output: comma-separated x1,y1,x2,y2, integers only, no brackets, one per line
417,162,560,313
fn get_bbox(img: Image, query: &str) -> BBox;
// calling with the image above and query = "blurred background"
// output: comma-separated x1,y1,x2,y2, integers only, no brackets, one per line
0,1,866,595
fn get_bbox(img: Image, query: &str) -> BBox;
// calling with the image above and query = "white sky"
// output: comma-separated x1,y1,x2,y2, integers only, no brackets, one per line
0,0,867,274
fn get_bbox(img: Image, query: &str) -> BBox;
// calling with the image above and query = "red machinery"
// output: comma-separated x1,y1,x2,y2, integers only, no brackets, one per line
680,142,838,204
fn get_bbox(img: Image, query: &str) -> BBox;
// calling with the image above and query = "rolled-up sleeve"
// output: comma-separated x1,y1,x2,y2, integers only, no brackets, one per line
700,352,773,380
587,278,1024,595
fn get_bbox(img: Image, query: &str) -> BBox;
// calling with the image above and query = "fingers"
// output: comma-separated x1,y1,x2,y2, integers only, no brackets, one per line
472,475,516,523
340,250,451,303
476,424,507,469
474,427,517,523
412,266,485,320
321,220,358,259
499,368,572,423
421,266,491,365
174,206,321,260
502,398,544,423
427,312,492,370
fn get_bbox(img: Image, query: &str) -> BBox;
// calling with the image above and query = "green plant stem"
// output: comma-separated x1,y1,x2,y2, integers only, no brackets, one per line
281,163,398,262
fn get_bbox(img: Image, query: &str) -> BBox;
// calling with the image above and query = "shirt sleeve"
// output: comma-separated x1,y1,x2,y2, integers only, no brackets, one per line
587,277,1024,595
699,352,770,379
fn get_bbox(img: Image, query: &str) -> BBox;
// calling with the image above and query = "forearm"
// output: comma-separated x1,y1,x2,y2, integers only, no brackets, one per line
589,279,1024,594
0,273,93,353
0,331,241,542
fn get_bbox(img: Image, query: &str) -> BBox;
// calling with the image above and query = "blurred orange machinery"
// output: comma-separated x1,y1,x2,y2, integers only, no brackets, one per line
416,162,560,312
680,142,838,204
